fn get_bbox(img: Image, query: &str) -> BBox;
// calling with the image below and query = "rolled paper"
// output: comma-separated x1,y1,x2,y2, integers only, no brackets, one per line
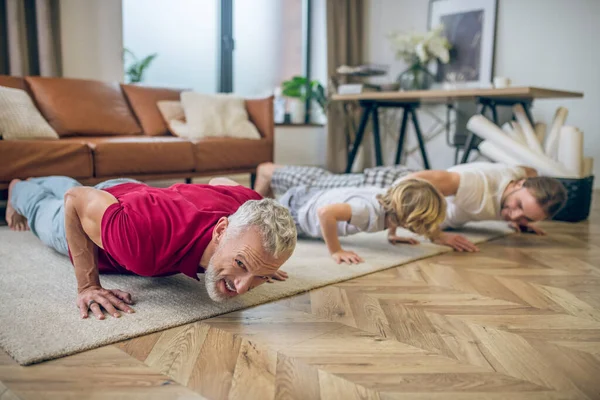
467,115,576,177
557,126,584,177
509,121,527,145
582,157,594,177
534,122,547,144
544,107,569,160
513,104,544,154
479,141,522,166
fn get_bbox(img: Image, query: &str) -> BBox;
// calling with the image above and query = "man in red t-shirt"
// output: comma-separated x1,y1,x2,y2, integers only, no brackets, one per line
7,176,297,320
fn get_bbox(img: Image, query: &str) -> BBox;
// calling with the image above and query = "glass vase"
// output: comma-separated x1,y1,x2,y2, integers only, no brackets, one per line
397,64,435,91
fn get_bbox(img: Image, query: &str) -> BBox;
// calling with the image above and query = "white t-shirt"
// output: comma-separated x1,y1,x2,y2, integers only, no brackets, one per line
441,162,526,229
297,187,387,238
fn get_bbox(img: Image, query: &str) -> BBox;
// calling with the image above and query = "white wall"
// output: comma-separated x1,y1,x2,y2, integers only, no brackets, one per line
275,126,327,166
60,0,124,82
366,0,600,184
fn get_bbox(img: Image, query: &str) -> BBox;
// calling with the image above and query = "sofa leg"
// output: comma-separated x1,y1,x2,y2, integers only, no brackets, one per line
185,178,192,184
250,173,257,190
0,187,7,227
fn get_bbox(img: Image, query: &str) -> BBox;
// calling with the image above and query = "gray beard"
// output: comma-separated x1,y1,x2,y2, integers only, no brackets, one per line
204,261,229,302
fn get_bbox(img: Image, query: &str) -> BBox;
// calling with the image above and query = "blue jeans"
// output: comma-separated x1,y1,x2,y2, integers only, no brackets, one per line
10,176,141,256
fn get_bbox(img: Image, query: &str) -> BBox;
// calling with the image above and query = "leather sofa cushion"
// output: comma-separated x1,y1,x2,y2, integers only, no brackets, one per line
193,137,272,172
26,77,142,137
0,140,93,181
0,75,28,91
62,136,195,177
121,84,183,136
245,96,274,140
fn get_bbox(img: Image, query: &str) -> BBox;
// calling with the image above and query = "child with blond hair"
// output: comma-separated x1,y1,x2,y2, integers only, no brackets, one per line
278,178,446,264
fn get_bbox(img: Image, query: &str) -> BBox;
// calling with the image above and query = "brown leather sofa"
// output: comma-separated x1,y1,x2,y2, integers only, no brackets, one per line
0,76,274,191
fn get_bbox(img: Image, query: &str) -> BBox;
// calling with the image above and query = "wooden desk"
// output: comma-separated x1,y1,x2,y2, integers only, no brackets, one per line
331,87,583,172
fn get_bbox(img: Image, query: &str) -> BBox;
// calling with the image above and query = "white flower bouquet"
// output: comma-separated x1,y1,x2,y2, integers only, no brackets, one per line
388,25,451,65
387,25,452,90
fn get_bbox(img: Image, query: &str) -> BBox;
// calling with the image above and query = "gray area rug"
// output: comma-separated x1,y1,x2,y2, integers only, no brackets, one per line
0,222,511,365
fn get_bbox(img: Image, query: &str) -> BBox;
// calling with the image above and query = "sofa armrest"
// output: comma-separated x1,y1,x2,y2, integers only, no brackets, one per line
245,96,274,141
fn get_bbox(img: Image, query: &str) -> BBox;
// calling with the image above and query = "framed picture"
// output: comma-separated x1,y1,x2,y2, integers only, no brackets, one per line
428,0,498,88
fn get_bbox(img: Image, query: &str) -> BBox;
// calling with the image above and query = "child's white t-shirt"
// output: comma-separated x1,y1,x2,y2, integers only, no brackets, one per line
297,187,387,238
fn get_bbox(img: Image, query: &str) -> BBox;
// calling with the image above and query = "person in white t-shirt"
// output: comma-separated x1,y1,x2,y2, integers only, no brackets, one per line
256,162,568,253
397,162,567,252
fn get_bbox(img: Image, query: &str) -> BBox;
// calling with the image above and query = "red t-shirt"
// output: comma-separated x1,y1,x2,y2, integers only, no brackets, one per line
95,183,261,279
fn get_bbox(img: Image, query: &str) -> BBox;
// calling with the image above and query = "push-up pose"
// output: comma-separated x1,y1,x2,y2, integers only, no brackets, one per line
6,176,297,320
279,178,446,264
255,162,567,252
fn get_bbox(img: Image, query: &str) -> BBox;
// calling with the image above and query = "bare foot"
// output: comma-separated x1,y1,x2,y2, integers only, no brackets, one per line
5,179,29,231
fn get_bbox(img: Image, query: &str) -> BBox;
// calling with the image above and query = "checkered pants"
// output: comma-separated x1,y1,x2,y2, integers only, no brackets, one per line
271,165,416,198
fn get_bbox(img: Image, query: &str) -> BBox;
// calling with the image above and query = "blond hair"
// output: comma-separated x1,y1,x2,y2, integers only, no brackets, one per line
377,178,446,239
522,177,567,218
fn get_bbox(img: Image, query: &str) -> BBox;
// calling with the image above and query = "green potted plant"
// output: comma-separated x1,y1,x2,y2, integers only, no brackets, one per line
123,48,158,84
281,76,327,123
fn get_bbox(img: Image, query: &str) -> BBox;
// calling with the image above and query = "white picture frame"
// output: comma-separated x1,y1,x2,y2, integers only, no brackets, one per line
429,0,498,88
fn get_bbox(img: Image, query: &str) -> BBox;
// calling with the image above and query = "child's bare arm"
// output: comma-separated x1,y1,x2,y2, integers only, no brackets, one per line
317,203,363,264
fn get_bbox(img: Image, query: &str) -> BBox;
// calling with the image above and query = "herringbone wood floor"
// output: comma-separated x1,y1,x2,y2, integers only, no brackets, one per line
1,193,599,400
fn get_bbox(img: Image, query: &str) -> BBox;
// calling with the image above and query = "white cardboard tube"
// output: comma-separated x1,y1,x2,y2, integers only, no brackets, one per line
534,122,547,144
544,107,569,160
510,121,527,145
479,141,522,166
557,126,584,177
467,115,576,177
513,104,544,154
583,157,594,177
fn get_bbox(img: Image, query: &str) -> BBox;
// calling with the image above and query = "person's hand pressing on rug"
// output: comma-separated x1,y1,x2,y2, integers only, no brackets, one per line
432,232,479,252
77,287,135,320
331,249,364,265
387,223,419,245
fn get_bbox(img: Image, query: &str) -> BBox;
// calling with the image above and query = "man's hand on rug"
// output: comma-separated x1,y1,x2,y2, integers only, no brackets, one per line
268,270,289,282
388,235,419,245
331,249,363,264
433,232,479,252
77,286,135,320
509,222,546,236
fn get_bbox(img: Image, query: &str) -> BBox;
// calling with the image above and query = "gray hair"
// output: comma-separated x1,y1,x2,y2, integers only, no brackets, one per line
227,198,297,258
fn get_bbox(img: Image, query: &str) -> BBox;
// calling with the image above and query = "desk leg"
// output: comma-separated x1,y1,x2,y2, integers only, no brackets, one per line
394,108,409,164
345,105,372,173
410,108,431,170
521,102,535,125
371,107,383,166
491,103,499,124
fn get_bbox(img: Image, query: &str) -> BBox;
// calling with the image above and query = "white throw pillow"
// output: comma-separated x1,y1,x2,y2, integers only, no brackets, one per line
179,92,261,140
157,100,186,124
167,119,194,138
0,86,59,140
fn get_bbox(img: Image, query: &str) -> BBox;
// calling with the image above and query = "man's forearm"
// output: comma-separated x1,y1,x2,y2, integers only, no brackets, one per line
64,193,101,293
